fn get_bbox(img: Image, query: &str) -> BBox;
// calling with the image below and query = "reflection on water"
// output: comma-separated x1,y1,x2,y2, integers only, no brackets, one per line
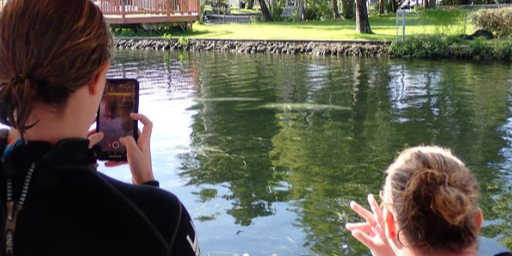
101,50,512,255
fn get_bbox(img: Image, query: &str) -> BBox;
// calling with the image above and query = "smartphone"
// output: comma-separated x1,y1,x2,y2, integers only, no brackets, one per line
95,78,139,161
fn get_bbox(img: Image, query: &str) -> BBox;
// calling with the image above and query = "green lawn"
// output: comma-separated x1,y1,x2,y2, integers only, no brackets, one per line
173,11,475,41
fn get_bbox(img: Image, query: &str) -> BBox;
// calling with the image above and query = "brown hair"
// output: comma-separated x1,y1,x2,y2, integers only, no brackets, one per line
0,0,112,136
384,146,479,253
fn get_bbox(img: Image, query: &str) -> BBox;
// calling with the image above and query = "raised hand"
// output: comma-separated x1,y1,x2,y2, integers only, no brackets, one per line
345,194,395,256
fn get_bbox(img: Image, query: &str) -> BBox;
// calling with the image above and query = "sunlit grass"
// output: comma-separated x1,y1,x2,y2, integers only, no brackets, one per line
173,11,475,41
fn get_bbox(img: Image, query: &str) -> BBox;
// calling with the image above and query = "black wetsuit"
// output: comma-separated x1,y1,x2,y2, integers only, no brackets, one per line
0,132,199,256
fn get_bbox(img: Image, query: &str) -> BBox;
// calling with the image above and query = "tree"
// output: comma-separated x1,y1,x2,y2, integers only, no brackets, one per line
297,0,305,20
247,0,255,9
355,0,372,33
423,0,430,9
379,0,385,13
430,0,436,8
258,0,273,21
331,0,341,19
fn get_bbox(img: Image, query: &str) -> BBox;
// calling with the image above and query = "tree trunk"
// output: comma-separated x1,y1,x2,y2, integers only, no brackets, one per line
356,0,372,33
430,0,436,8
379,0,385,13
341,0,354,19
247,0,255,9
389,0,398,12
297,0,305,20
258,0,273,21
331,0,341,19
423,0,430,8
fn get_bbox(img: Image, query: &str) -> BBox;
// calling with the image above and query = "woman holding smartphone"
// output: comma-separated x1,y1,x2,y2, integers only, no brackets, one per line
0,0,199,255
346,146,511,256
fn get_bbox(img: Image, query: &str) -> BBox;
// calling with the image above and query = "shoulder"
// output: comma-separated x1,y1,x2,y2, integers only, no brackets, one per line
99,173,200,256
495,253,512,256
99,173,184,225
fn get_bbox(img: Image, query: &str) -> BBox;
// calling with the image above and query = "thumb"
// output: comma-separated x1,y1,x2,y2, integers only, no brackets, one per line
88,132,104,149
351,230,376,249
119,136,139,154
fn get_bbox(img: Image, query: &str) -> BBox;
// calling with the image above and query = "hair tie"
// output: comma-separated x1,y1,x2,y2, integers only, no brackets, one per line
12,74,27,84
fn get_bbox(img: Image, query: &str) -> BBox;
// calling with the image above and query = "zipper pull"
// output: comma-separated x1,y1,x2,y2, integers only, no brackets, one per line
5,201,17,256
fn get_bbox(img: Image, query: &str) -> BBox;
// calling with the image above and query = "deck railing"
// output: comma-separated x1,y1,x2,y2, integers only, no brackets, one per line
92,0,199,16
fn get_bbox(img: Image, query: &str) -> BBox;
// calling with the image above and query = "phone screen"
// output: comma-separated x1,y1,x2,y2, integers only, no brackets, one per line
96,79,139,161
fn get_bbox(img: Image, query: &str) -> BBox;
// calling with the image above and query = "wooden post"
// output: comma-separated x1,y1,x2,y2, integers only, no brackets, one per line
121,0,126,21
167,0,170,18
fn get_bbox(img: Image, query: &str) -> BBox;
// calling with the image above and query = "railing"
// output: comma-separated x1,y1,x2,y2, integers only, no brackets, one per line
92,0,199,16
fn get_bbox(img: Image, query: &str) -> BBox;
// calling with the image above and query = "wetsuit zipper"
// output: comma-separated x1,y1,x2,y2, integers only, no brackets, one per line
5,163,35,256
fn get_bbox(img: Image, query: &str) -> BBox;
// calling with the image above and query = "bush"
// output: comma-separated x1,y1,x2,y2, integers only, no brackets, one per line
472,8,512,38
390,35,449,58
341,0,355,19
270,0,285,21
492,41,512,60
305,0,331,20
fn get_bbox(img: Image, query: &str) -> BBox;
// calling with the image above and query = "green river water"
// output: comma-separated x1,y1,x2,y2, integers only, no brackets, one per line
101,50,512,255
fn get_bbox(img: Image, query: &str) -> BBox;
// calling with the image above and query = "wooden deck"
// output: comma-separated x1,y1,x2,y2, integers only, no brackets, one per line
96,0,200,25
0,0,200,25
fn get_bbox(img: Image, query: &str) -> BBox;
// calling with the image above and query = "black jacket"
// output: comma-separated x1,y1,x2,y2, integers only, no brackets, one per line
0,131,199,256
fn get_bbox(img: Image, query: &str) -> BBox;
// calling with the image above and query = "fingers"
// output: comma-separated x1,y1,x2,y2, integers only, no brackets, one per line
130,113,152,145
88,132,104,149
87,129,97,137
350,201,377,227
368,194,385,230
120,136,140,155
105,161,127,167
346,222,372,234
351,229,375,249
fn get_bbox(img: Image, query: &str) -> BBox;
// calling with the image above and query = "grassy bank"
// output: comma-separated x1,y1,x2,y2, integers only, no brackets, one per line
114,10,475,41
178,11,473,41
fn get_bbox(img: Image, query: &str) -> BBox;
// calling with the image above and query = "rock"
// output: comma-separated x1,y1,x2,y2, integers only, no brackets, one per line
472,29,494,40
113,38,397,58
460,29,494,40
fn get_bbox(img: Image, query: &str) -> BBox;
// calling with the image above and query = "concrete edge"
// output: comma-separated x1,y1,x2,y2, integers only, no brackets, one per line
114,37,393,45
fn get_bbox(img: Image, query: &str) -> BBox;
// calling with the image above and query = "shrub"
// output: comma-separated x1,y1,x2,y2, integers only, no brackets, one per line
341,0,355,19
390,35,449,58
305,0,331,20
270,0,285,21
492,41,512,60
472,8,512,38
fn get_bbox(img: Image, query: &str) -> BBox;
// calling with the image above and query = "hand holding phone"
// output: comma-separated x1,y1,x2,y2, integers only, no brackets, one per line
94,79,154,184
96,79,139,161
97,113,154,184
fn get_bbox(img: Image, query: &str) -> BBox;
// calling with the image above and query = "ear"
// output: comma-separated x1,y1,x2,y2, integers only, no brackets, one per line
474,209,484,233
384,208,396,238
89,62,110,95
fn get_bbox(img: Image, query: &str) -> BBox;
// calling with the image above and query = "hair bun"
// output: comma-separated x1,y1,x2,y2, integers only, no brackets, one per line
408,168,471,226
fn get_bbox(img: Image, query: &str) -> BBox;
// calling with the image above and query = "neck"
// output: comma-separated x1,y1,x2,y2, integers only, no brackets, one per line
23,103,89,145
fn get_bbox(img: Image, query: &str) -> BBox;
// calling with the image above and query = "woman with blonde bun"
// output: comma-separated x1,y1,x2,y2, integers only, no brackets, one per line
346,146,511,256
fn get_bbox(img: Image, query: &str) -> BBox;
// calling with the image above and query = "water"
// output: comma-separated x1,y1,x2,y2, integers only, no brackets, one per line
101,50,512,255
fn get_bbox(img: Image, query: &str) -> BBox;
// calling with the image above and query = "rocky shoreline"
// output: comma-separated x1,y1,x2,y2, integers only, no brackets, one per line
114,38,391,57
